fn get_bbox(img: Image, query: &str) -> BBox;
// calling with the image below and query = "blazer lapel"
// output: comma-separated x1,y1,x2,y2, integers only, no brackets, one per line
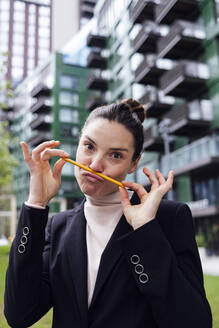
64,200,88,325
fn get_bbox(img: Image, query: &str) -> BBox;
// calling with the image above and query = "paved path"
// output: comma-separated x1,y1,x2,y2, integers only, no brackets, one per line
199,248,219,276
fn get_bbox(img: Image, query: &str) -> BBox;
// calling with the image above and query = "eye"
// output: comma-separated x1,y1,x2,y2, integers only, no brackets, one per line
111,152,122,159
84,143,94,151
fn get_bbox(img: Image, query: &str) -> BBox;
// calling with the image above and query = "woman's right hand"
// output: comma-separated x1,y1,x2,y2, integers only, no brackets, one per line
20,140,70,207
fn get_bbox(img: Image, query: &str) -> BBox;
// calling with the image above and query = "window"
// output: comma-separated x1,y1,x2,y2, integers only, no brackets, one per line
39,15,50,27
39,27,50,38
59,108,79,123
60,75,78,90
14,22,25,33
59,91,79,107
132,83,145,100
13,44,24,56
13,33,24,44
14,10,25,22
38,37,49,48
38,48,50,60
60,124,79,138
61,143,77,159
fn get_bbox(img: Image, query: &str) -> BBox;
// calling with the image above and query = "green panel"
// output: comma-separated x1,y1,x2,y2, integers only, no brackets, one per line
209,81,219,127
176,175,192,203
200,0,217,39
204,39,219,78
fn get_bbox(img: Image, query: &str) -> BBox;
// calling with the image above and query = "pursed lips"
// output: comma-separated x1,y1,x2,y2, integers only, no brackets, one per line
82,172,104,182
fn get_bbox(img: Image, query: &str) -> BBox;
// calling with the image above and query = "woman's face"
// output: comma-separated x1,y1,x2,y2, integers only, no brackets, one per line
75,118,140,198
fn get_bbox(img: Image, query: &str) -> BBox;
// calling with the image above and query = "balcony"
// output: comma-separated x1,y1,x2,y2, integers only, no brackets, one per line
165,100,212,136
82,0,97,5
28,132,52,147
87,51,107,70
31,83,51,98
155,0,200,24
86,95,105,111
81,2,96,18
30,98,52,114
87,33,107,48
130,0,157,24
135,56,169,86
86,74,108,91
157,20,205,59
30,114,53,131
161,135,219,177
160,60,209,98
132,23,160,54
139,89,173,118
143,125,164,151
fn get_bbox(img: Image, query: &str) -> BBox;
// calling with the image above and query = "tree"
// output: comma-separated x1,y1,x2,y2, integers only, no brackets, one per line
0,52,13,110
0,52,17,192
0,122,18,191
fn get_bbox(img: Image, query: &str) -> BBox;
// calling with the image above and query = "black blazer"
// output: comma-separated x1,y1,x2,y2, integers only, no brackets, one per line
4,193,212,327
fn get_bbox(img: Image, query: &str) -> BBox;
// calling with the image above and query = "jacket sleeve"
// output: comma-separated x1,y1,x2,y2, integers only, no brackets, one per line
118,202,212,328
4,204,53,328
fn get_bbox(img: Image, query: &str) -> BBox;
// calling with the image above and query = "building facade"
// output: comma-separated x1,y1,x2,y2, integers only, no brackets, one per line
10,0,219,252
12,52,90,213
0,0,52,88
85,0,219,253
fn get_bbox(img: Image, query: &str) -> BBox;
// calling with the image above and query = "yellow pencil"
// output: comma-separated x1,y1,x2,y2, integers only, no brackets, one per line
63,158,125,188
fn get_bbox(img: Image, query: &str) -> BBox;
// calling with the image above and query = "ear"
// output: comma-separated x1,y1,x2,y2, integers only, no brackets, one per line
128,154,141,174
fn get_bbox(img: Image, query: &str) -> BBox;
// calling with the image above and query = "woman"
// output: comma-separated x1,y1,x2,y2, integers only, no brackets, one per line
4,98,212,327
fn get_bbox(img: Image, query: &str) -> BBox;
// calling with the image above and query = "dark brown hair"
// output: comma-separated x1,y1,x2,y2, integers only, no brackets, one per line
82,98,146,161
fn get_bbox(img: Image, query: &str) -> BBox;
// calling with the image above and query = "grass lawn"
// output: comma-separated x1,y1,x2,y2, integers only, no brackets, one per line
0,245,218,327
204,274,219,328
0,246,52,328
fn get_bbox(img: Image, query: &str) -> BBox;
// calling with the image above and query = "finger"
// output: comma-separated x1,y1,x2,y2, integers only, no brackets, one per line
122,180,147,201
159,170,174,195
143,167,159,190
53,159,67,180
41,148,70,161
155,169,165,185
166,170,174,189
119,187,131,209
20,141,32,163
32,140,60,161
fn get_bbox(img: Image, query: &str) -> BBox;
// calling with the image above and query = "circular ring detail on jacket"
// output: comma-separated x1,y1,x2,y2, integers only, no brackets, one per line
23,227,30,236
135,264,144,274
139,273,149,284
18,244,26,254
130,254,140,265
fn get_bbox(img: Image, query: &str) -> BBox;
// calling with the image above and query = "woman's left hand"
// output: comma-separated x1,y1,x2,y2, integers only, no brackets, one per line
119,168,174,230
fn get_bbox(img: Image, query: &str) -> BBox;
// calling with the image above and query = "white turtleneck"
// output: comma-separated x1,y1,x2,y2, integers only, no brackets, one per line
84,189,133,307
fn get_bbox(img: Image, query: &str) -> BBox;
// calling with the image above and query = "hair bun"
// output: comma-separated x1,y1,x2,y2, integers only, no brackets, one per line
120,98,146,123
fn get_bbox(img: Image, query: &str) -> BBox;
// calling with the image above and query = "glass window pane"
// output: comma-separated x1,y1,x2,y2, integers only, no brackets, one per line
60,75,78,89
59,91,79,106
60,124,79,138
59,108,79,123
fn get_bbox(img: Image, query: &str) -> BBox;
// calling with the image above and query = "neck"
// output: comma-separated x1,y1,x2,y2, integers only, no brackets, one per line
85,189,121,206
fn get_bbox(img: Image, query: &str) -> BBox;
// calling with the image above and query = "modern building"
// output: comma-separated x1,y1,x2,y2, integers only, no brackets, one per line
10,0,219,252
80,0,98,26
84,0,219,253
11,20,93,214
0,0,52,88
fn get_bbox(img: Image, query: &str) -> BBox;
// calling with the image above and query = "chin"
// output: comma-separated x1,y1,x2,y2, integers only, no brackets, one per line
81,183,117,198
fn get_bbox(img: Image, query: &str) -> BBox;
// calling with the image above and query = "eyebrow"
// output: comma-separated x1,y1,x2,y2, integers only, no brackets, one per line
84,135,129,152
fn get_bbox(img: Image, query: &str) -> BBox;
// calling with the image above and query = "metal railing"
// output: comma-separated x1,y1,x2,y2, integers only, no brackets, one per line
161,135,219,175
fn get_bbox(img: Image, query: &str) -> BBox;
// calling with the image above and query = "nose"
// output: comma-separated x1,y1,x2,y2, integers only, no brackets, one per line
89,155,104,172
